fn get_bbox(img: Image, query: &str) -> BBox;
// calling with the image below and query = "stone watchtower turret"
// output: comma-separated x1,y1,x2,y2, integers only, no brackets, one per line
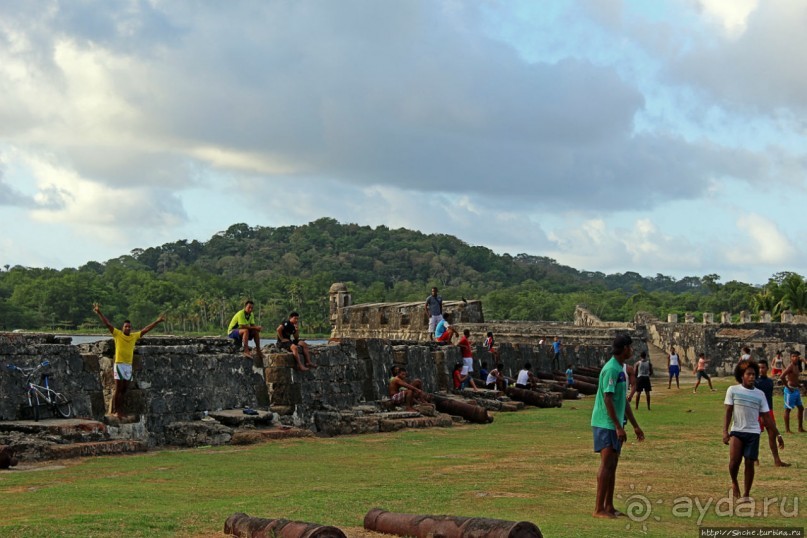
329,282,352,327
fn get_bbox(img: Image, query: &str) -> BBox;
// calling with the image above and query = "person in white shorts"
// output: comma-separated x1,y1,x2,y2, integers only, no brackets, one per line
94,304,165,419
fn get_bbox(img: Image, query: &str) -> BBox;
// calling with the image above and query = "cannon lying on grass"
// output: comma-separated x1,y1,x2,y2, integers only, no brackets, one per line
224,513,346,538
364,508,543,538
432,394,493,424
505,386,562,408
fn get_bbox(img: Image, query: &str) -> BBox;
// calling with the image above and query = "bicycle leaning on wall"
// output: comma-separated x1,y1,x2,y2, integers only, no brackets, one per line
6,360,72,421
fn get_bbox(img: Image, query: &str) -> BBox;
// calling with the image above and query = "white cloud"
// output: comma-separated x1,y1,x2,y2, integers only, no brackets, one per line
696,0,759,39
728,213,793,265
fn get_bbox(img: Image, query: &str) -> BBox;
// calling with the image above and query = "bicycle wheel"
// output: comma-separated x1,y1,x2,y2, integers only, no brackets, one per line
53,392,72,418
30,390,40,422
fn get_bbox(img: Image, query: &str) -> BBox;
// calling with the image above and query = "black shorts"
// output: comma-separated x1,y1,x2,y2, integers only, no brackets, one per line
277,340,296,351
730,431,761,461
637,376,652,392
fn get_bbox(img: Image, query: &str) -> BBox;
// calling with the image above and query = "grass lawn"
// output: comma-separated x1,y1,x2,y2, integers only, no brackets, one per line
1,376,804,537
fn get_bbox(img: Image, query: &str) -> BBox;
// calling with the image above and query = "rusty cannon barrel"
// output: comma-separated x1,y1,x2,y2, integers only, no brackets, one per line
552,375,597,395
506,386,562,408
364,508,542,538
552,371,600,385
433,394,492,424
575,366,603,377
224,513,346,538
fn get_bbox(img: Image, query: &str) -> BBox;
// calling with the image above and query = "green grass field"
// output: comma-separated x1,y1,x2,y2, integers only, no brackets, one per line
1,377,804,537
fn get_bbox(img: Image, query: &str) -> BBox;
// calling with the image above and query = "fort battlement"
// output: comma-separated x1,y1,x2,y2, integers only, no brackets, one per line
329,284,807,377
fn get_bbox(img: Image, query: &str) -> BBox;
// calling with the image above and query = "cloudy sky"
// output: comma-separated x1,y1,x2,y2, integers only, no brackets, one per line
1,1,805,285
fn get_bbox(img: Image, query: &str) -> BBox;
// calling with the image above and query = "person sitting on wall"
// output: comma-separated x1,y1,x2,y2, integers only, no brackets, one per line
277,311,317,371
478,361,489,382
389,367,431,411
486,362,508,391
452,361,479,392
434,317,456,344
228,300,262,359
515,362,539,390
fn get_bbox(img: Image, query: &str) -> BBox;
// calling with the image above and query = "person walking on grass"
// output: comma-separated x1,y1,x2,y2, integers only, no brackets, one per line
591,334,645,519
723,358,782,499
755,359,789,467
634,351,653,410
693,352,716,393
667,346,681,389
93,303,165,419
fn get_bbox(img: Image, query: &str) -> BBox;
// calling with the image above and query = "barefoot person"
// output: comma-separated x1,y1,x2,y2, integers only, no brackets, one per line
591,334,645,519
276,311,316,371
780,351,805,433
723,358,783,499
755,359,789,467
693,352,716,393
228,300,262,358
93,303,165,419
389,367,430,411
634,351,653,410
667,346,681,389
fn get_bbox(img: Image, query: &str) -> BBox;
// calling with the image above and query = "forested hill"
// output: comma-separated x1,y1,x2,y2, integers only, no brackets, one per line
2,217,802,334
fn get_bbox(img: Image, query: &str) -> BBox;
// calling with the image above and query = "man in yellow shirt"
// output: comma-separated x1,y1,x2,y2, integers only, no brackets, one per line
93,303,165,418
228,300,262,359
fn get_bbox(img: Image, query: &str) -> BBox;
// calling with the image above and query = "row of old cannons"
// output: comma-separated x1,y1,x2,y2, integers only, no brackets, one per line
225,508,543,537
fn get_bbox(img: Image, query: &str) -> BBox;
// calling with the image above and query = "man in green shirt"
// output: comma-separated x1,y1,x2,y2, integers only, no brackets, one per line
591,334,645,518
228,300,262,358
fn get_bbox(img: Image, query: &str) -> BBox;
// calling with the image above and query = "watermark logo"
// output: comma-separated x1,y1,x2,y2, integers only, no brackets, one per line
617,484,663,532
619,484,800,532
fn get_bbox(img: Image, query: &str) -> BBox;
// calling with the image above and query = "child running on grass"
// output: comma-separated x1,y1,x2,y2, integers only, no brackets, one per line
723,358,783,499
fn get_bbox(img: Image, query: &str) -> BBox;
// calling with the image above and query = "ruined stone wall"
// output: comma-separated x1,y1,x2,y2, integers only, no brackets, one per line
331,300,484,341
641,322,807,376
1,333,619,442
0,333,102,421
85,337,268,446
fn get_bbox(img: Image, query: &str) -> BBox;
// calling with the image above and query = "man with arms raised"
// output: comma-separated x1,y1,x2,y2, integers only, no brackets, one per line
591,334,645,518
93,303,165,419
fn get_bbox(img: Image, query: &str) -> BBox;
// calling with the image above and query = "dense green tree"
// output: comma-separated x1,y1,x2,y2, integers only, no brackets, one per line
0,219,777,332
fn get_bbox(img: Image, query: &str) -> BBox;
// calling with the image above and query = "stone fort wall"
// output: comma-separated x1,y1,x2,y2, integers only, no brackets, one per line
1,333,606,447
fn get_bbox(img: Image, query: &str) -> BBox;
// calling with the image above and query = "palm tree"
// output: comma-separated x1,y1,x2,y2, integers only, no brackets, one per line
776,273,807,315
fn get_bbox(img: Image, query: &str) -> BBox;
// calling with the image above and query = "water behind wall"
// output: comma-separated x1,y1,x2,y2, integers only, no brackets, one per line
60,335,329,346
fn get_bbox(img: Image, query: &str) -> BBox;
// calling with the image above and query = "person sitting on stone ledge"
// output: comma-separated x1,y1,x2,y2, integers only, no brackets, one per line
434,317,456,344
389,367,430,411
93,303,165,419
276,311,317,371
478,361,489,382
515,362,539,390
452,361,479,392
486,362,508,391
228,300,263,359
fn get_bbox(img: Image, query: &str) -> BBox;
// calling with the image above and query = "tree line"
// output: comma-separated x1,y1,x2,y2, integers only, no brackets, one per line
2,218,805,334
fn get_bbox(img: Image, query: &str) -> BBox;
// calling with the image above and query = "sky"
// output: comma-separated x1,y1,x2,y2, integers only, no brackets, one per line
1,0,805,285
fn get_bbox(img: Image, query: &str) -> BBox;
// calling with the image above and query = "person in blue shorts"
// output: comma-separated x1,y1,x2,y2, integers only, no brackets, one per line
591,334,645,518
667,346,681,389
724,358,782,499
780,351,805,433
